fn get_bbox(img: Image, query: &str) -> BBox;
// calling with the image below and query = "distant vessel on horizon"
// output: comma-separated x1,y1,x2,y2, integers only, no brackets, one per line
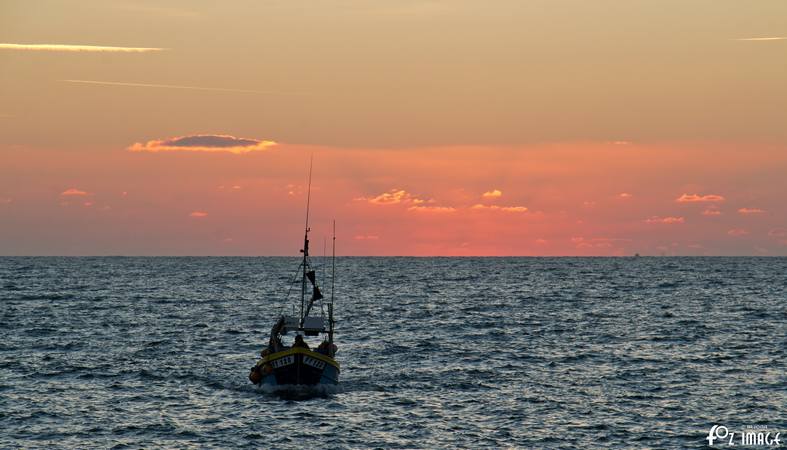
248,164,339,388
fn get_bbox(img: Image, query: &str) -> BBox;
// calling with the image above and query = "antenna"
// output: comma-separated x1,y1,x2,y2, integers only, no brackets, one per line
331,220,336,303
300,154,314,326
322,236,327,304
329,220,336,344
304,154,313,232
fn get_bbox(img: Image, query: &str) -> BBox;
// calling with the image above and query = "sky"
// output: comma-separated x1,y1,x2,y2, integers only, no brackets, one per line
1,0,786,256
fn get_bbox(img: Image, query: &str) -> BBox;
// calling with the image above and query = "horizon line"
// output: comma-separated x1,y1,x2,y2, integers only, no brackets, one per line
0,254,782,258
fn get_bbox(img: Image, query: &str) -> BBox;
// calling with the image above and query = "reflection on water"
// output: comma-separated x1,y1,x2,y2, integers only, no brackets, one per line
0,257,785,448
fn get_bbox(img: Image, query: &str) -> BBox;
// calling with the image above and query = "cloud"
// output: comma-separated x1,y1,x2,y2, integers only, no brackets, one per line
189,211,208,218
738,207,766,215
60,79,300,96
361,191,519,213
645,216,685,224
482,189,502,199
734,37,787,41
702,208,722,216
61,188,89,196
571,237,631,249
676,193,725,203
500,206,528,213
470,204,528,212
727,228,749,237
358,189,426,205
129,134,277,154
353,235,379,240
767,228,786,238
0,43,165,52
408,205,456,213
618,193,633,199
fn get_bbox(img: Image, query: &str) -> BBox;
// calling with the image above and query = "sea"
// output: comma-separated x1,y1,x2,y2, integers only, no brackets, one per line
1,257,784,449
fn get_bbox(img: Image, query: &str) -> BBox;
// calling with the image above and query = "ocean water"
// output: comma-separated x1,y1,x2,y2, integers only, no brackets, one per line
0,257,785,449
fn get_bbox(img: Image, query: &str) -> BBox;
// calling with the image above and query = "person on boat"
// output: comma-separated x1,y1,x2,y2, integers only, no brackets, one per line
316,340,337,356
293,334,310,350
268,335,284,353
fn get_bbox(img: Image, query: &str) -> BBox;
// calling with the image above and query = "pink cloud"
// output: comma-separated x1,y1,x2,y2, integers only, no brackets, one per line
61,188,89,196
645,216,685,224
702,208,722,216
353,234,380,240
482,189,502,199
618,193,633,199
408,205,456,213
189,211,208,218
571,237,630,249
283,184,299,196
676,193,725,203
727,228,749,237
470,204,528,212
500,206,528,213
129,134,276,154
738,207,766,215
767,228,786,238
358,189,426,205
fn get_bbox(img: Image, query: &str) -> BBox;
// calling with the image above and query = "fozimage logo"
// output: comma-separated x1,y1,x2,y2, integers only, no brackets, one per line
707,424,781,447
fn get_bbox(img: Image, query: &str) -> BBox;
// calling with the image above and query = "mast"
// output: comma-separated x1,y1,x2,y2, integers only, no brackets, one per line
300,155,314,327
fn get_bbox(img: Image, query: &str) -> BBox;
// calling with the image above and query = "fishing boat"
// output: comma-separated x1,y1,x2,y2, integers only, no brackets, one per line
248,168,339,388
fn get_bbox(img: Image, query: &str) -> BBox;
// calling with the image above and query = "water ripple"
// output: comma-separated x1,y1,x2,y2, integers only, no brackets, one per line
0,256,785,448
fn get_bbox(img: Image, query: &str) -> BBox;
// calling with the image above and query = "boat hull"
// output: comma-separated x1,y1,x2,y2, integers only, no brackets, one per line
253,347,339,386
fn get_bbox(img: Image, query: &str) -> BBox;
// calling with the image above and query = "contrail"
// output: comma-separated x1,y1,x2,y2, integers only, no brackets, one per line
0,43,165,52
734,37,787,41
60,79,306,95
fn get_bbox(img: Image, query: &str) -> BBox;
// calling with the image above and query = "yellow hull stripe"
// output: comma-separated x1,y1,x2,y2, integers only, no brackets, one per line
261,347,340,370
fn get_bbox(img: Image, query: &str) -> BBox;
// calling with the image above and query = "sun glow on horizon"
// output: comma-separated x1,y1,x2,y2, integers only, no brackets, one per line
1,1,786,256
2,140,784,256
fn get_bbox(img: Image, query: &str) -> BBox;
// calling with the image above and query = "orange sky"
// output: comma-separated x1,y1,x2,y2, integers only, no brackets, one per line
1,1,786,255
1,141,785,255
